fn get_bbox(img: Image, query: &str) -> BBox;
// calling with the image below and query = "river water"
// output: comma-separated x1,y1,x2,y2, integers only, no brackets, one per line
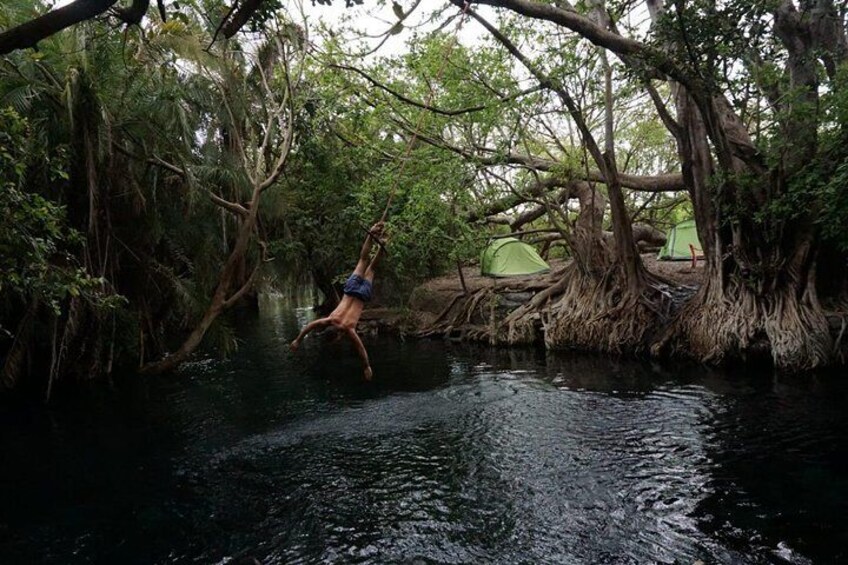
2,298,847,564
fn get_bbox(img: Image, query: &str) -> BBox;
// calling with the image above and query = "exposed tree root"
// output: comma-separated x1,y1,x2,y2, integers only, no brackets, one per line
418,264,671,354
543,266,668,353
653,278,834,371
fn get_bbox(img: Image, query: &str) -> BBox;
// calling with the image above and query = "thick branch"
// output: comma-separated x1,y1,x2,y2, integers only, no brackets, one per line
0,0,118,55
221,0,264,39
468,177,572,222
774,0,820,170
455,0,694,87
810,0,848,79
222,260,261,309
510,187,575,230
208,192,250,216
113,0,150,25
406,127,686,192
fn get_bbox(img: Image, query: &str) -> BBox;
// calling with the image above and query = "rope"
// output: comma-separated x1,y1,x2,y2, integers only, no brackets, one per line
379,0,472,223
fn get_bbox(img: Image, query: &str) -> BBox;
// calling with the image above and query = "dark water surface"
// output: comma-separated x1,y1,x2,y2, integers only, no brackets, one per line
2,299,848,564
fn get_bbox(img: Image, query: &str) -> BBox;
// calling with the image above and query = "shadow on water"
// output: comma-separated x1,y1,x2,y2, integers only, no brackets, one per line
1,295,847,564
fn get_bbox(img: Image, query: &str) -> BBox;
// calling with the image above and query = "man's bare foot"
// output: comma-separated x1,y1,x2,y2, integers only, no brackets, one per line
289,340,299,352
364,366,373,381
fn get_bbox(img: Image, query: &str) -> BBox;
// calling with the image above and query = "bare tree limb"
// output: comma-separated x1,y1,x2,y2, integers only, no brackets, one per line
331,63,543,117
400,124,686,192
453,0,694,87
112,142,249,216
222,260,261,309
255,40,297,197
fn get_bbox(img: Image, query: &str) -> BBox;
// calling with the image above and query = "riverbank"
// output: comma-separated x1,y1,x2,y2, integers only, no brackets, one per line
363,254,847,367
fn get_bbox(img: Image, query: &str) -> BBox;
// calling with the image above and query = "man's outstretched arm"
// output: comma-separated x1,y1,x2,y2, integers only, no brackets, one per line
346,328,372,380
290,318,331,351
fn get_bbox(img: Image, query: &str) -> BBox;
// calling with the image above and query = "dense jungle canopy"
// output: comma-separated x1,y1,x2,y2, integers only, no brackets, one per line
1,0,846,394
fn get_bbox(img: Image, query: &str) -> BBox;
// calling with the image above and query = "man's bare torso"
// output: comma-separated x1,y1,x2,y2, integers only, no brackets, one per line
327,295,366,330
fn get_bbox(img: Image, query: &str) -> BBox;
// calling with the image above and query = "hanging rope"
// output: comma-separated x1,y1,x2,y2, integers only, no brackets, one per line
378,0,473,223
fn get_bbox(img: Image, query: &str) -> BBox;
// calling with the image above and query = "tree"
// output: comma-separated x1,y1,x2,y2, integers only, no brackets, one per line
0,3,309,385
139,21,304,373
455,0,847,369
0,107,111,390
332,7,690,349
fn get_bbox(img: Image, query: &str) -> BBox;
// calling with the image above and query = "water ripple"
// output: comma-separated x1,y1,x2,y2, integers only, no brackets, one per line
3,318,848,564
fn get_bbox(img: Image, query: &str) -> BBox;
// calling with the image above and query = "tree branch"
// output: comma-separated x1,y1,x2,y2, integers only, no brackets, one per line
331,63,542,117
113,0,150,26
455,0,695,87
208,0,241,48
0,0,119,55
222,260,261,309
254,45,296,197
221,0,264,39
402,125,686,192
112,142,249,216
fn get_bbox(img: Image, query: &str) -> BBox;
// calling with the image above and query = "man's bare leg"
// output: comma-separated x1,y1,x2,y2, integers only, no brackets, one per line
346,328,372,380
364,232,389,282
290,317,332,351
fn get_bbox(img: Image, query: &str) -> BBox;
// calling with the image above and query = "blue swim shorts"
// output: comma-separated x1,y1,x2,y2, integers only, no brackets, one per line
343,273,373,303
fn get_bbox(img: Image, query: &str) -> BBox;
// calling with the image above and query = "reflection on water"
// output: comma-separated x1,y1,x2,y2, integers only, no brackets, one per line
1,298,847,564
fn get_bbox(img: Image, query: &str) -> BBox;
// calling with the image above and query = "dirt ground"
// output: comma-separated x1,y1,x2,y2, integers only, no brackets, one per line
418,254,705,295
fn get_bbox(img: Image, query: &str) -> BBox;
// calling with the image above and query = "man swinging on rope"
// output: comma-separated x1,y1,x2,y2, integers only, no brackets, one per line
289,221,388,380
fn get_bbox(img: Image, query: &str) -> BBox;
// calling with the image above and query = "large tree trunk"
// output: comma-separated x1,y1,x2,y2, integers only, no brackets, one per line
540,0,667,353
649,0,839,370
664,250,832,370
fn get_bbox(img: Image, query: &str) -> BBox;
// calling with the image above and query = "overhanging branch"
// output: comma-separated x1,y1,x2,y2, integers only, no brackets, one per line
0,0,119,55
402,125,686,192
455,0,695,89
221,0,264,40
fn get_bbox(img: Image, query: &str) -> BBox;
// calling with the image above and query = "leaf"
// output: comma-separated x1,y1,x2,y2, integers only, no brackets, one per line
1,84,34,114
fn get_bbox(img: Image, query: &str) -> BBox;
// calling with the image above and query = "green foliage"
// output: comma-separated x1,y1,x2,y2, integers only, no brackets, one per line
818,160,848,251
357,147,477,288
753,66,848,250
0,8,250,380
0,108,103,319
0,0,742,386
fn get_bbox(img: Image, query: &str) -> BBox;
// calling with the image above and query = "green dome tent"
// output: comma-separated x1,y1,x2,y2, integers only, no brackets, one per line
657,219,703,261
480,237,551,277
